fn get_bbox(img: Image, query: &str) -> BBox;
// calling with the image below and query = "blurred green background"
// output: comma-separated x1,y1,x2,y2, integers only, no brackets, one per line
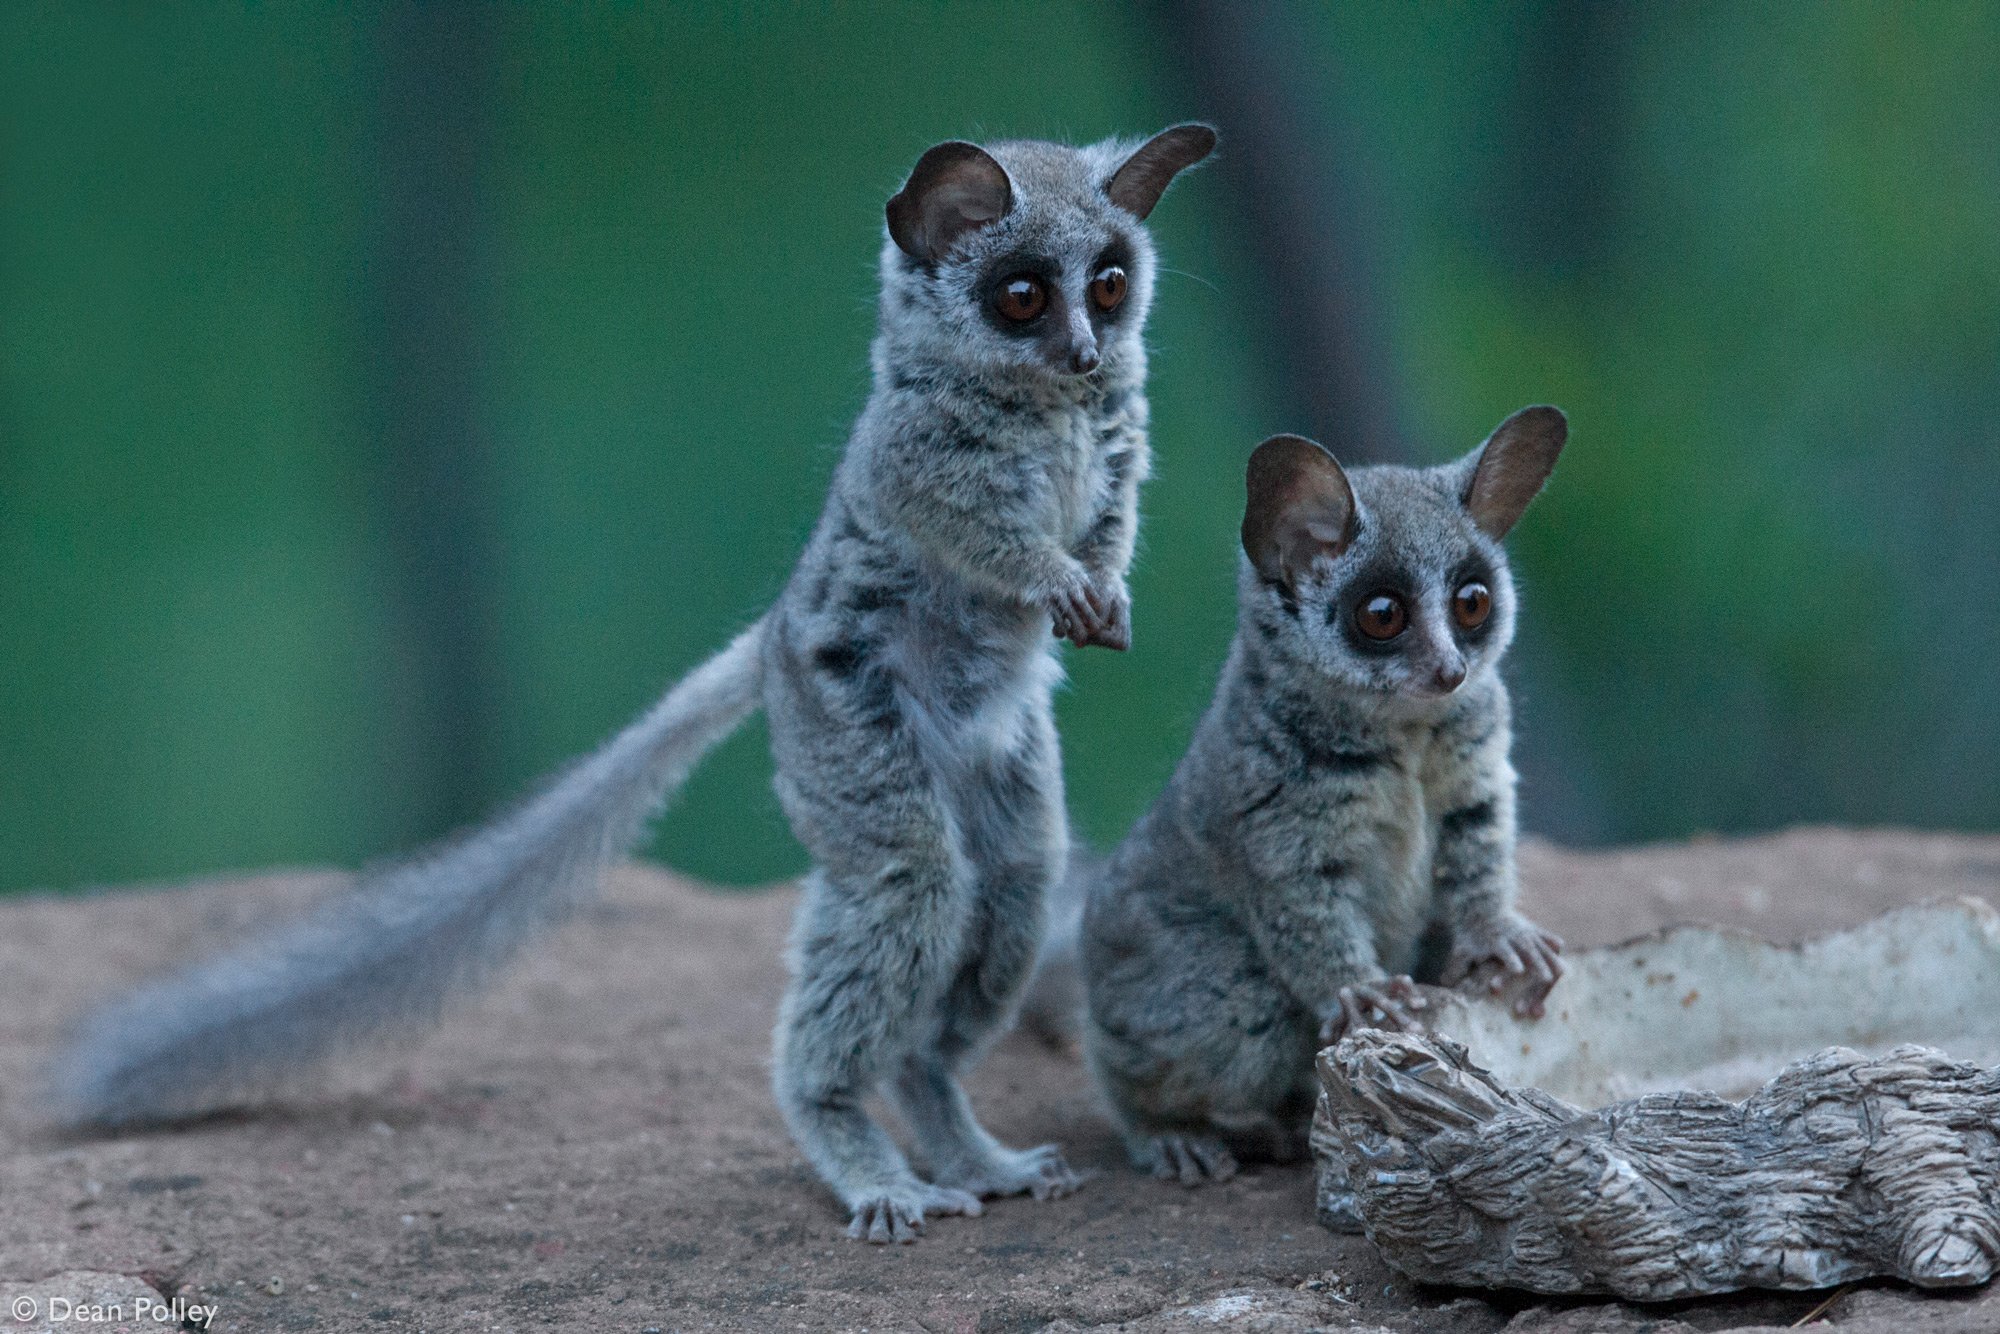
3,2,1995,896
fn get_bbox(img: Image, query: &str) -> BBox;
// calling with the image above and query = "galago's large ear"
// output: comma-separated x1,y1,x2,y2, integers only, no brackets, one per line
1105,123,1218,220
886,141,1013,263
1243,434,1358,590
1459,406,1567,538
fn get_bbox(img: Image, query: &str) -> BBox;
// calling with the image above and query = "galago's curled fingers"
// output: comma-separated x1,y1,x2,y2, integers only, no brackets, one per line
1528,933,1564,983
1090,592,1132,651
1322,976,1428,1044
1049,585,1101,647
1072,587,1107,644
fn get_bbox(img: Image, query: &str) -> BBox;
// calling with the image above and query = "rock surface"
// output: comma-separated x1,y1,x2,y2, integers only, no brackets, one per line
2,829,1999,1332
1344,898,2000,1110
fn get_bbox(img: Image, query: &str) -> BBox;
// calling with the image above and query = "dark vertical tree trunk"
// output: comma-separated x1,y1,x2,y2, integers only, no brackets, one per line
1481,0,1635,277
1140,0,1409,466
358,2,501,841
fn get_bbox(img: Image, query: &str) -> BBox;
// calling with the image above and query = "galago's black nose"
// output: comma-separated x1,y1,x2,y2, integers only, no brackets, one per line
1070,343,1101,374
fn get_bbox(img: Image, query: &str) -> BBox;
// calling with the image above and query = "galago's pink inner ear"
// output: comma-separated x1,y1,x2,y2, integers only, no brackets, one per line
1242,434,1358,590
886,141,1013,264
1104,124,1218,220
1463,405,1567,538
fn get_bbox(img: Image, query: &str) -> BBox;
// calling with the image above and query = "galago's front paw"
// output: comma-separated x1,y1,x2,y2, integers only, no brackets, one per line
1046,572,1129,651
1080,582,1130,651
1319,975,1427,1046
1444,915,1565,1018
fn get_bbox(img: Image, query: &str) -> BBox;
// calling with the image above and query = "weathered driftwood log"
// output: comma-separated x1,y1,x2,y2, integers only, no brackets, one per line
1314,1031,2000,1299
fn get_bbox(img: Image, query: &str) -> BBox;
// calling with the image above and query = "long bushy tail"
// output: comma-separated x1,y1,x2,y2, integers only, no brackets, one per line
48,620,768,1127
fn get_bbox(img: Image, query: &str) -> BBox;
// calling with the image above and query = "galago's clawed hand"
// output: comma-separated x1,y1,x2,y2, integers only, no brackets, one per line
1319,974,1428,1046
1048,573,1130,651
1444,915,1565,1019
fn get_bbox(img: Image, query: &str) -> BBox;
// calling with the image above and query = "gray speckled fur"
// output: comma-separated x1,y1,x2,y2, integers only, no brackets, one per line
1082,418,1564,1184
765,133,1194,1237
50,129,1211,1244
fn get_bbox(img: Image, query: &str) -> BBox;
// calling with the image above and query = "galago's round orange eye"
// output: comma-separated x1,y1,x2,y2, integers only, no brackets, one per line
995,274,1047,322
1356,593,1407,641
1452,581,1492,629
1090,265,1127,311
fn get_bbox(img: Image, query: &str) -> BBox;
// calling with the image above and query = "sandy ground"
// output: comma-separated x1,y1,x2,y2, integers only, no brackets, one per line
4,828,2000,1333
